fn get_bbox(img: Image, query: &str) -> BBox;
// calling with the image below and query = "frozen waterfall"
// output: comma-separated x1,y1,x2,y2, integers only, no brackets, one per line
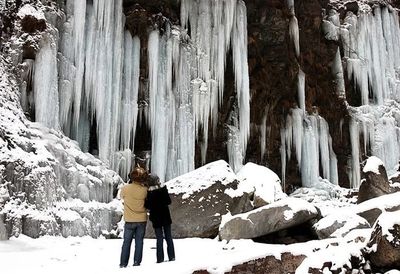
281,108,338,187
29,0,250,182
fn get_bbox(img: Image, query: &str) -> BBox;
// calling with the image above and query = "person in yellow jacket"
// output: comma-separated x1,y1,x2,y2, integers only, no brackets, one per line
119,166,148,268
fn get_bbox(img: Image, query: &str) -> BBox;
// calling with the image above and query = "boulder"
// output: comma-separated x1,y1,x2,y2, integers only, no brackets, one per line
355,192,400,226
219,198,318,241
367,211,400,269
358,156,391,204
312,213,370,239
56,210,87,237
164,160,252,238
22,214,59,238
236,162,287,208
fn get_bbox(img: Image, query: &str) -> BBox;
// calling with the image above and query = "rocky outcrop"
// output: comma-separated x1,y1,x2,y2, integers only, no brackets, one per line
219,198,318,241
358,157,391,204
312,213,370,239
366,211,400,269
163,161,252,238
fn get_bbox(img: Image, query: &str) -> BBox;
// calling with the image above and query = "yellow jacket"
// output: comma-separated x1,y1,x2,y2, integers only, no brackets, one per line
121,182,148,222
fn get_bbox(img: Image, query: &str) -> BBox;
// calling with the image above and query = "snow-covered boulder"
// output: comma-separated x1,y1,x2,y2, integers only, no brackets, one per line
312,213,370,239
219,198,318,241
367,211,400,269
358,156,391,203
355,192,400,226
236,163,287,208
164,160,252,238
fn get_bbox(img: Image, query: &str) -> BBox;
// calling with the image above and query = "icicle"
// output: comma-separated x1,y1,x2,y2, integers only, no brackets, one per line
289,15,300,58
349,118,361,188
280,128,286,190
227,124,243,173
332,47,346,98
298,68,305,112
34,33,60,129
340,7,400,106
282,108,339,186
260,112,267,161
301,120,319,187
232,0,250,159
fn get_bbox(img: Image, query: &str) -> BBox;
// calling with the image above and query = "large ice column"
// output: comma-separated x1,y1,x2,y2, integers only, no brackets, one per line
232,0,250,162
298,68,305,111
147,29,195,182
281,108,338,186
180,0,250,170
34,32,60,129
332,47,346,98
287,0,300,58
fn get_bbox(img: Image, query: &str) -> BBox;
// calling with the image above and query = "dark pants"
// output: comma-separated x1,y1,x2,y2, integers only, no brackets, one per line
154,224,175,263
120,222,146,267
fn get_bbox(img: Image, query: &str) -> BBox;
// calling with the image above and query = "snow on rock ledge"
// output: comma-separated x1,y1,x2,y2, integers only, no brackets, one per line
312,212,370,239
219,198,318,241
363,156,385,175
354,192,400,225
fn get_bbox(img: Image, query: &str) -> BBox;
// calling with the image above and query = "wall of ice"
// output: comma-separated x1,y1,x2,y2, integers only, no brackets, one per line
23,0,250,182
324,5,400,188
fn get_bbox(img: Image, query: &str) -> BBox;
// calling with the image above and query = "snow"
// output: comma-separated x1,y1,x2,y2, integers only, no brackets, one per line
165,160,237,199
229,162,287,203
313,213,369,238
363,156,384,174
354,192,400,218
374,211,400,243
0,226,381,274
17,4,45,20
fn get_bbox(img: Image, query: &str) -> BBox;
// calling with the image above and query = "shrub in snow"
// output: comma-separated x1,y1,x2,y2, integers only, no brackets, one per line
358,156,390,204
367,211,400,269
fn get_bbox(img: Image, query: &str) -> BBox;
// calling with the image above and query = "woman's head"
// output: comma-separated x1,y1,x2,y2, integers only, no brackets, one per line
147,174,161,187
129,166,148,183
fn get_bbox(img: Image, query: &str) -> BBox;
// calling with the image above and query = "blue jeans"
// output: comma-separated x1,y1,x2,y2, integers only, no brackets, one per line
120,222,146,267
154,225,175,263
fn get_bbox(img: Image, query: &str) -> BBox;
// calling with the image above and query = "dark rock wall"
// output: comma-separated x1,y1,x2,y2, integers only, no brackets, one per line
122,0,358,189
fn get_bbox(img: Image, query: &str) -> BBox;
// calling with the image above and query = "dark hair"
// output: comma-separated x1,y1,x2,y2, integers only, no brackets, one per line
129,166,148,183
147,174,160,187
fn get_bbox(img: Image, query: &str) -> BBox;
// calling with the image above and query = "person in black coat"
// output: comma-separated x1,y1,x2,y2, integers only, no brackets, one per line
144,174,175,263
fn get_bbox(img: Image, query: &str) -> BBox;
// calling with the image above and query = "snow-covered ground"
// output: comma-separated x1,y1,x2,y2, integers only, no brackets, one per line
0,230,374,274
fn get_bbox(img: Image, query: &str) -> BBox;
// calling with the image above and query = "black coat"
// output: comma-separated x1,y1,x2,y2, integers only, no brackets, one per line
144,186,172,228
